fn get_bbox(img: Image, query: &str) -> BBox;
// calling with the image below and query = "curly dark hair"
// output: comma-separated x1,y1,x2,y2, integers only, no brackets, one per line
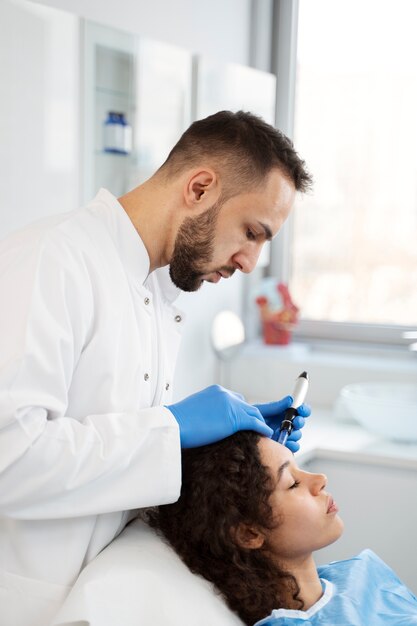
160,110,313,197
145,431,302,625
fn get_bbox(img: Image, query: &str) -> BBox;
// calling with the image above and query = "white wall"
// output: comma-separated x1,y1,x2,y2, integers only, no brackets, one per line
32,0,252,66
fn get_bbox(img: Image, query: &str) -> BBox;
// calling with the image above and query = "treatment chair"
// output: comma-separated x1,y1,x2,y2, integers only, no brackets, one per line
51,518,244,626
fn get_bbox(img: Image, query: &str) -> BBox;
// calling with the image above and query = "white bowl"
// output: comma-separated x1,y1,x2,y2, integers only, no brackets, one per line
340,382,417,442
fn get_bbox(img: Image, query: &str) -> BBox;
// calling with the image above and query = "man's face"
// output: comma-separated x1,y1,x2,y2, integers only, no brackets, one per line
169,168,295,292
257,437,344,562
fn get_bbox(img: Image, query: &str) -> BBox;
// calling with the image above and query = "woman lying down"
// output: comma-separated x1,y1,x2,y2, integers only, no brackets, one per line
144,432,417,626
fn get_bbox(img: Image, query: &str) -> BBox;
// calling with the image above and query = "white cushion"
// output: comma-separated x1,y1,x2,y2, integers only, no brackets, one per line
51,519,244,626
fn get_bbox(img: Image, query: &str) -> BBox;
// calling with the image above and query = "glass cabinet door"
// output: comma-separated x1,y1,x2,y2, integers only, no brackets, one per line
82,21,192,202
132,38,192,187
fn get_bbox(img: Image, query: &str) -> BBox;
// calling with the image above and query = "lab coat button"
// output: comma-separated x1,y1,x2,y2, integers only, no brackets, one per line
174,315,182,323
144,297,150,305
165,383,170,391
144,373,150,381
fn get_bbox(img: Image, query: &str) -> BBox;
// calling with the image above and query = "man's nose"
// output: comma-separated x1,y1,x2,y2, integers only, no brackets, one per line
232,243,263,274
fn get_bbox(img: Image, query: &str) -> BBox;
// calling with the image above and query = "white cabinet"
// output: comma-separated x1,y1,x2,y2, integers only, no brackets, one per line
195,56,276,124
0,0,80,238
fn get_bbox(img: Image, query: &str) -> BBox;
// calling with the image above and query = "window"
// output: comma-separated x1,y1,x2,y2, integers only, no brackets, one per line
274,0,417,342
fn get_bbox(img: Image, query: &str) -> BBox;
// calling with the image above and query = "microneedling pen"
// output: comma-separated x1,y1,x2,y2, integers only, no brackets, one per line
275,371,309,446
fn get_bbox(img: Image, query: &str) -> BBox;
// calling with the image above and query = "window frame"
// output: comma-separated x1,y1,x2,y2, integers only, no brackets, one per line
268,0,417,347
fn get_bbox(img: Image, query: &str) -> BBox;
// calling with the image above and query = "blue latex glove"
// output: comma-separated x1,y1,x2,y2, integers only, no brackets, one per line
254,395,311,453
166,384,273,448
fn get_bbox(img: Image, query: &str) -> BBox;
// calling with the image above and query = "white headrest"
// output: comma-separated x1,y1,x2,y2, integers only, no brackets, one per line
51,518,244,626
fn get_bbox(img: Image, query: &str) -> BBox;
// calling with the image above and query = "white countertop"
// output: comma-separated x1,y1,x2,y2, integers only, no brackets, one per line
291,409,417,470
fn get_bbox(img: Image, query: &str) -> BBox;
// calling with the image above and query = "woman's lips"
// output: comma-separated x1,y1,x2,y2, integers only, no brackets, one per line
327,495,339,514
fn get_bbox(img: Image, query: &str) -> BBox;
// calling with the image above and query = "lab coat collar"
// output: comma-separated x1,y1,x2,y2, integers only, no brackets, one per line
94,189,181,304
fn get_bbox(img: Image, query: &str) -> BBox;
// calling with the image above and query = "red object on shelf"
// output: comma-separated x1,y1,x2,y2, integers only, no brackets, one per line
255,282,299,345
262,320,293,345
277,283,299,316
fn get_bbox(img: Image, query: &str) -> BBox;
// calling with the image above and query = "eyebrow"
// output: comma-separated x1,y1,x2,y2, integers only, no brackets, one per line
257,221,273,241
276,460,291,483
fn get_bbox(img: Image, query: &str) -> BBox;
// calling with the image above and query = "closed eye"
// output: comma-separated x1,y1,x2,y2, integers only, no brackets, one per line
289,480,300,490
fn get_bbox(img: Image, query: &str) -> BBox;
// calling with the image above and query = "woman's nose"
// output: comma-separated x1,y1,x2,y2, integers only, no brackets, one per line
310,472,327,495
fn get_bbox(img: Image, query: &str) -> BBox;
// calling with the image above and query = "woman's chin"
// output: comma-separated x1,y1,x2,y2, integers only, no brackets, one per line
326,516,345,547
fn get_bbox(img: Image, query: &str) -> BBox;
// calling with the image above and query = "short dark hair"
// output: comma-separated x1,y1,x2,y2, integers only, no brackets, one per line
160,110,312,196
145,431,303,625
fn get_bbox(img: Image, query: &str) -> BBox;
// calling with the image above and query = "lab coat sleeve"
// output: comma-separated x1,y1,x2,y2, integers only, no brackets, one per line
0,232,181,520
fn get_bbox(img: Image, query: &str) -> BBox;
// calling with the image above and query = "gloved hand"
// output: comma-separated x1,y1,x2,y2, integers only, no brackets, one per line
166,384,273,448
254,396,311,453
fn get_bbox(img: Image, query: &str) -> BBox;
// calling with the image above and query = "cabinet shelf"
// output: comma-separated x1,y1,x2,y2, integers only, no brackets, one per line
95,86,134,99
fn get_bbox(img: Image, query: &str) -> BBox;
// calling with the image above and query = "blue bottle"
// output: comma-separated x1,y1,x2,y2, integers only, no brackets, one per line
103,112,132,154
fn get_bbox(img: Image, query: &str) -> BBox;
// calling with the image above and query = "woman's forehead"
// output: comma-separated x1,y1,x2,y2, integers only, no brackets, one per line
258,437,294,472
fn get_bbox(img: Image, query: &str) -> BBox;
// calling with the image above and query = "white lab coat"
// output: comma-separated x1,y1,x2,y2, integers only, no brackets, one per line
0,189,184,626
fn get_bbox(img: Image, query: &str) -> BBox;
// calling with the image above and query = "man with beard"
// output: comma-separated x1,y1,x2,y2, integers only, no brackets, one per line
0,111,312,626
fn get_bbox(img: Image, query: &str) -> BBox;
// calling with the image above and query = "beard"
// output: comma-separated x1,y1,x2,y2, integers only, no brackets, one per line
169,199,234,292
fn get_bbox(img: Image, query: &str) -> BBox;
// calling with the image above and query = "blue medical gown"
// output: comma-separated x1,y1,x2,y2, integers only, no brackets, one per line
255,549,417,626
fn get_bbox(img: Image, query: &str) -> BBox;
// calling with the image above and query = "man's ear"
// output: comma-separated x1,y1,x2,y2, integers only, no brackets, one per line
184,168,220,208
232,523,266,550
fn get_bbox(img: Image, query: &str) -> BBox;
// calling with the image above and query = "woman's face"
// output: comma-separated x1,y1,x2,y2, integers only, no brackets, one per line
257,437,344,561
